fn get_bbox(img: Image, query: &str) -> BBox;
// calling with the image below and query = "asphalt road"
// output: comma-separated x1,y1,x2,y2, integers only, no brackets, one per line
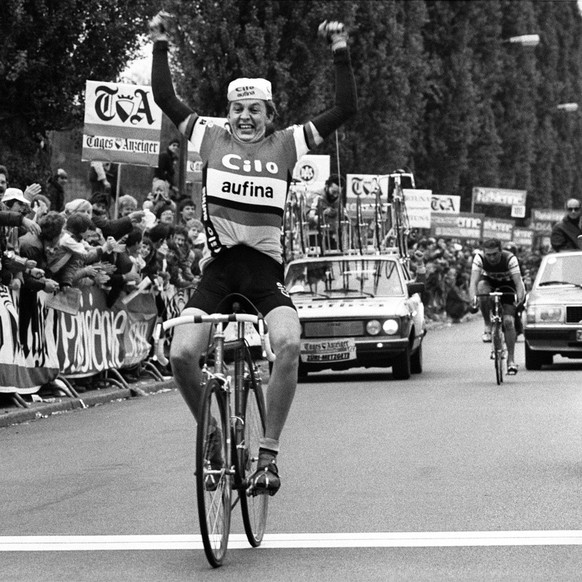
2,318,582,581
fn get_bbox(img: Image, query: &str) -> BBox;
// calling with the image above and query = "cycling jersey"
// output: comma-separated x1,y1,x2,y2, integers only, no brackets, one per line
188,119,311,271
471,249,520,284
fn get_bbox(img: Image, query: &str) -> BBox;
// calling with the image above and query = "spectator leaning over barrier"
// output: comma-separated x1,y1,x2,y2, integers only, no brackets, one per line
127,226,147,275
90,193,145,239
49,213,114,288
0,188,43,288
0,165,43,206
18,211,63,352
19,211,63,293
550,198,582,252
29,194,51,222
103,227,143,307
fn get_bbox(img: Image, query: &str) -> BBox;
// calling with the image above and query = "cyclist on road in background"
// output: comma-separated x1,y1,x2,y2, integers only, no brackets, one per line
149,12,357,495
469,238,526,375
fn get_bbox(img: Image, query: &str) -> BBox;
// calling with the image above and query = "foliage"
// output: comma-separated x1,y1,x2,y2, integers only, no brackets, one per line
3,0,582,215
0,0,157,185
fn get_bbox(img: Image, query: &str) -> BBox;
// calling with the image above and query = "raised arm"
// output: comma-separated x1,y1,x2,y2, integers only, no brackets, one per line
308,21,358,146
149,12,195,135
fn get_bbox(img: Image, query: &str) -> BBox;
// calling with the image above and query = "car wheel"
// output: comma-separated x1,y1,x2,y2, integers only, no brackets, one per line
410,343,423,374
392,346,411,380
524,342,553,370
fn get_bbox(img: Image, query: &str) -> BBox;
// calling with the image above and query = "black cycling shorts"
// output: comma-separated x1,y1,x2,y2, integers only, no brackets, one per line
478,278,516,305
184,245,296,316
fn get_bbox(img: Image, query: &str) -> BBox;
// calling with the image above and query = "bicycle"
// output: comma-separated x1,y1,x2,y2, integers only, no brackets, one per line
476,290,515,385
154,293,276,568
282,181,309,262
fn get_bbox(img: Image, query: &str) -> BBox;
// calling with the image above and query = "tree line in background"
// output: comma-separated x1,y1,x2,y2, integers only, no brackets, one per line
2,0,582,217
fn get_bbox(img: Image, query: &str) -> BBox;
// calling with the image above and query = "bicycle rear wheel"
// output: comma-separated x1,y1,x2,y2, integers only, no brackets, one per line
196,378,232,568
238,357,269,546
493,324,504,385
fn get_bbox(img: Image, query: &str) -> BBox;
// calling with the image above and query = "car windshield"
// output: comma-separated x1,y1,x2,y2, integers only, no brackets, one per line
285,258,405,298
537,254,582,288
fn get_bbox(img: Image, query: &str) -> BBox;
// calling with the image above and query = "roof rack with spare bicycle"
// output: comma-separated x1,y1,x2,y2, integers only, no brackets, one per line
282,169,415,267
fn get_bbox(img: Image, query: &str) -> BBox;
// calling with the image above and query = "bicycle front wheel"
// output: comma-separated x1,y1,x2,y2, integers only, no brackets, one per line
239,362,269,546
493,324,504,385
196,378,232,568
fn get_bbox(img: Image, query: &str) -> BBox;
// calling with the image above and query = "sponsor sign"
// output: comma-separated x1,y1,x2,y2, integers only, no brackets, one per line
292,155,330,187
531,209,563,222
512,227,534,248
346,174,389,219
472,187,527,207
431,212,484,240
82,80,163,166
404,189,432,229
482,217,514,242
511,204,526,218
530,209,563,234
431,194,461,214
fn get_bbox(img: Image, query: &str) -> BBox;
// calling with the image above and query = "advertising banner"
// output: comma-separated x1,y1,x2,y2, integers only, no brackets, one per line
404,189,432,229
431,212,484,240
0,287,59,393
512,227,534,248
481,217,514,242
472,187,527,207
431,194,461,214
291,155,331,203
346,174,389,219
530,208,563,234
82,80,163,166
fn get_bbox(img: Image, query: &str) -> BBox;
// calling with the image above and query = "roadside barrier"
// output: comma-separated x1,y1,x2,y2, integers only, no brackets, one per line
0,283,194,404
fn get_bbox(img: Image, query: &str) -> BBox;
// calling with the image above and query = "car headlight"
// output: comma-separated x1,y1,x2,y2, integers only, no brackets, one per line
366,320,382,335
526,305,565,324
382,319,399,335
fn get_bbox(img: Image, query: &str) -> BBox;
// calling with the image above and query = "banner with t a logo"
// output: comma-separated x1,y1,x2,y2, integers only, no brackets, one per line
82,80,163,166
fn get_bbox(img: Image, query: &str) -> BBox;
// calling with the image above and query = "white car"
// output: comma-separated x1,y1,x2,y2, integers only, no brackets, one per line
284,253,426,379
524,250,582,369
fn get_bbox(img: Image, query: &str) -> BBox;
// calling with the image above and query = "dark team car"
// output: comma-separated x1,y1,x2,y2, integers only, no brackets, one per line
284,253,426,380
523,250,582,370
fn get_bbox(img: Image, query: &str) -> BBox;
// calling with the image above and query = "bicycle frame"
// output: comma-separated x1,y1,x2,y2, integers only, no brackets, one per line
153,307,275,567
477,290,514,385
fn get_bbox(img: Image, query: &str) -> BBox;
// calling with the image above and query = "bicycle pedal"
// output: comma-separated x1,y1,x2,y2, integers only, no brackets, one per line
247,485,276,497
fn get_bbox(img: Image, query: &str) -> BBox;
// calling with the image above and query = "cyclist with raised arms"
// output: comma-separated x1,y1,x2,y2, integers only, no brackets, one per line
469,238,526,375
149,12,357,495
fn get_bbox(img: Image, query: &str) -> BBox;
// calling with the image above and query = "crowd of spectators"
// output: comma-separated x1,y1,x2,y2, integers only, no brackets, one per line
0,164,206,332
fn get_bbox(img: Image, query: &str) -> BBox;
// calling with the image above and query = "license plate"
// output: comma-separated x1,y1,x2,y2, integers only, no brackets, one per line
300,338,357,363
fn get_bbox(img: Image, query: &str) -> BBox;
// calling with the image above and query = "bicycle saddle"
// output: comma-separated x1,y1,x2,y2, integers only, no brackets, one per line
214,293,262,317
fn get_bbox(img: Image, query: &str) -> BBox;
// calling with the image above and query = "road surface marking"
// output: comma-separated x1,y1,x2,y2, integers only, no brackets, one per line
3,531,582,551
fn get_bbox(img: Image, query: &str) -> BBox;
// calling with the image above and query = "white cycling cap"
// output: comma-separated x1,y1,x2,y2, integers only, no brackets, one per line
227,78,272,102
2,188,28,205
